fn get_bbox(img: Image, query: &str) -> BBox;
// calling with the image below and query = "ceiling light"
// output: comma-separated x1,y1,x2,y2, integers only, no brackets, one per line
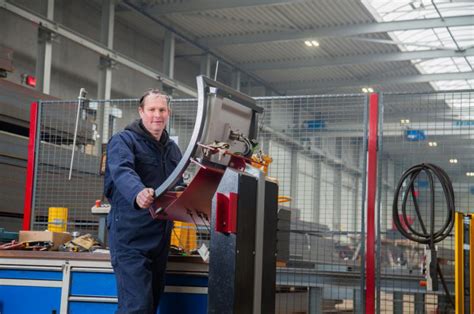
304,40,312,47
362,87,368,93
466,172,474,176
409,1,423,9
428,142,437,147
367,87,374,93
311,40,319,47
449,159,458,164
400,119,410,124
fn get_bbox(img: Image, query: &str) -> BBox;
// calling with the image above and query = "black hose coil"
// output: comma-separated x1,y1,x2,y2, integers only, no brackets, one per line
392,163,455,246
392,163,455,309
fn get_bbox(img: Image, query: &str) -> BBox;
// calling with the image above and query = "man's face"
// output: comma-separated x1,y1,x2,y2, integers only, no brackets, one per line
138,94,170,135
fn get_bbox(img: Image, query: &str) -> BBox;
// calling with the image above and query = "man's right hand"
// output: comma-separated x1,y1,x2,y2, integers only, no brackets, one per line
136,188,155,209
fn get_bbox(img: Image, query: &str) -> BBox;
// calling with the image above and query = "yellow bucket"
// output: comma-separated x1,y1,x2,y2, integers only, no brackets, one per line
48,207,68,232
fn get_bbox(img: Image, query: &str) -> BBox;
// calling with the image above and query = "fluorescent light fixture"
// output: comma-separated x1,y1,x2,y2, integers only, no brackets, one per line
362,87,368,93
367,87,374,93
449,159,458,164
409,1,423,10
305,40,319,47
428,142,437,147
467,172,474,176
400,119,410,124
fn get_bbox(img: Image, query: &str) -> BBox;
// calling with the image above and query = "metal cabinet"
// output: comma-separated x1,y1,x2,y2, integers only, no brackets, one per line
0,252,208,314
0,284,62,313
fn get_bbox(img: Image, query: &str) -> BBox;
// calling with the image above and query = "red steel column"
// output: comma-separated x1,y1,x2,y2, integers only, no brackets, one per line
366,93,379,313
22,102,39,231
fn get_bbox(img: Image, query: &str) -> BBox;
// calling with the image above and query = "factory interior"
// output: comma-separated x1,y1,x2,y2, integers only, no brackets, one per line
0,1,473,313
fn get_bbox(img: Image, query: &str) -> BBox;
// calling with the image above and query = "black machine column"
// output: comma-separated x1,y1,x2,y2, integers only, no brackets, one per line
208,168,278,314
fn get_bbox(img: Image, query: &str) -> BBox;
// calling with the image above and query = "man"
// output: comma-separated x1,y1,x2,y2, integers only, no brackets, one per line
104,89,182,314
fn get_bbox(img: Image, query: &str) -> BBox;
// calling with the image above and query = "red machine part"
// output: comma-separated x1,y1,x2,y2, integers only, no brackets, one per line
151,146,253,225
215,192,238,234
150,160,224,224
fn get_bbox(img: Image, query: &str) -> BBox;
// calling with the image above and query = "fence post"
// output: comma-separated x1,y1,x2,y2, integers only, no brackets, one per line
22,102,39,231
366,93,379,314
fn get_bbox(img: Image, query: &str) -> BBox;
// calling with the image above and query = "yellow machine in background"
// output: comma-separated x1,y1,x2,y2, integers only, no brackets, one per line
171,222,197,253
455,212,473,314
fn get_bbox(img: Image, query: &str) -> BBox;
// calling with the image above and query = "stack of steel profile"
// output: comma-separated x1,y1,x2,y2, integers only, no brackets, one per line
0,79,57,231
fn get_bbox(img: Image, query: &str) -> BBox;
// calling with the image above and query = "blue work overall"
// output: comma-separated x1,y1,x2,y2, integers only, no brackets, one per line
104,119,182,314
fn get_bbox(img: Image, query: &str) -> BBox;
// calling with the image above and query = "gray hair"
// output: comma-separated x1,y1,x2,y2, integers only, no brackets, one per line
139,89,172,108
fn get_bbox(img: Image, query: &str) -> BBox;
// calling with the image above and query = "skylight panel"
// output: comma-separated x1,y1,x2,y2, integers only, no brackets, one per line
365,0,474,21
419,57,473,73
434,80,473,91
362,0,473,92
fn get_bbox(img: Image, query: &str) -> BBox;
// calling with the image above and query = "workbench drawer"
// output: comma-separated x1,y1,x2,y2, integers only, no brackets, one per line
0,285,61,314
68,301,117,313
0,269,62,280
70,272,117,297
159,292,207,314
165,274,208,287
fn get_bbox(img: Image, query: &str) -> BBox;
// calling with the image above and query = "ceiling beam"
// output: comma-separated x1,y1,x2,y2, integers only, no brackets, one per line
201,15,474,47
122,0,284,95
143,0,299,16
349,37,455,50
274,72,474,91
243,48,474,71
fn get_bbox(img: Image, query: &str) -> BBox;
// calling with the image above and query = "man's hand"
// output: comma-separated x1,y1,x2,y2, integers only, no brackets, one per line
136,188,155,209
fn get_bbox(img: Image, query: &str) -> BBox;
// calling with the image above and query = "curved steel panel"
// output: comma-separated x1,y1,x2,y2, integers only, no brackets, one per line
154,75,262,198
154,76,208,198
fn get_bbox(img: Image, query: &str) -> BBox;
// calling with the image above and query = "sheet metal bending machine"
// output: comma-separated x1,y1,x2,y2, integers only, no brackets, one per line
150,76,279,314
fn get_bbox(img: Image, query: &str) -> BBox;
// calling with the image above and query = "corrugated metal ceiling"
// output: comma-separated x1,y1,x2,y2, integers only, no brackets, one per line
258,60,418,84
165,0,375,39
215,33,401,65
122,0,473,95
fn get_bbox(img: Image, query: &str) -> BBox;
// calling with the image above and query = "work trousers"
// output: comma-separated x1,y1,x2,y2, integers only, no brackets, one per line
109,224,172,314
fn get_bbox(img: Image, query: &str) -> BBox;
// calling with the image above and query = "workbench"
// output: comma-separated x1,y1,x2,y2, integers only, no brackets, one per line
0,250,454,313
0,251,208,314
